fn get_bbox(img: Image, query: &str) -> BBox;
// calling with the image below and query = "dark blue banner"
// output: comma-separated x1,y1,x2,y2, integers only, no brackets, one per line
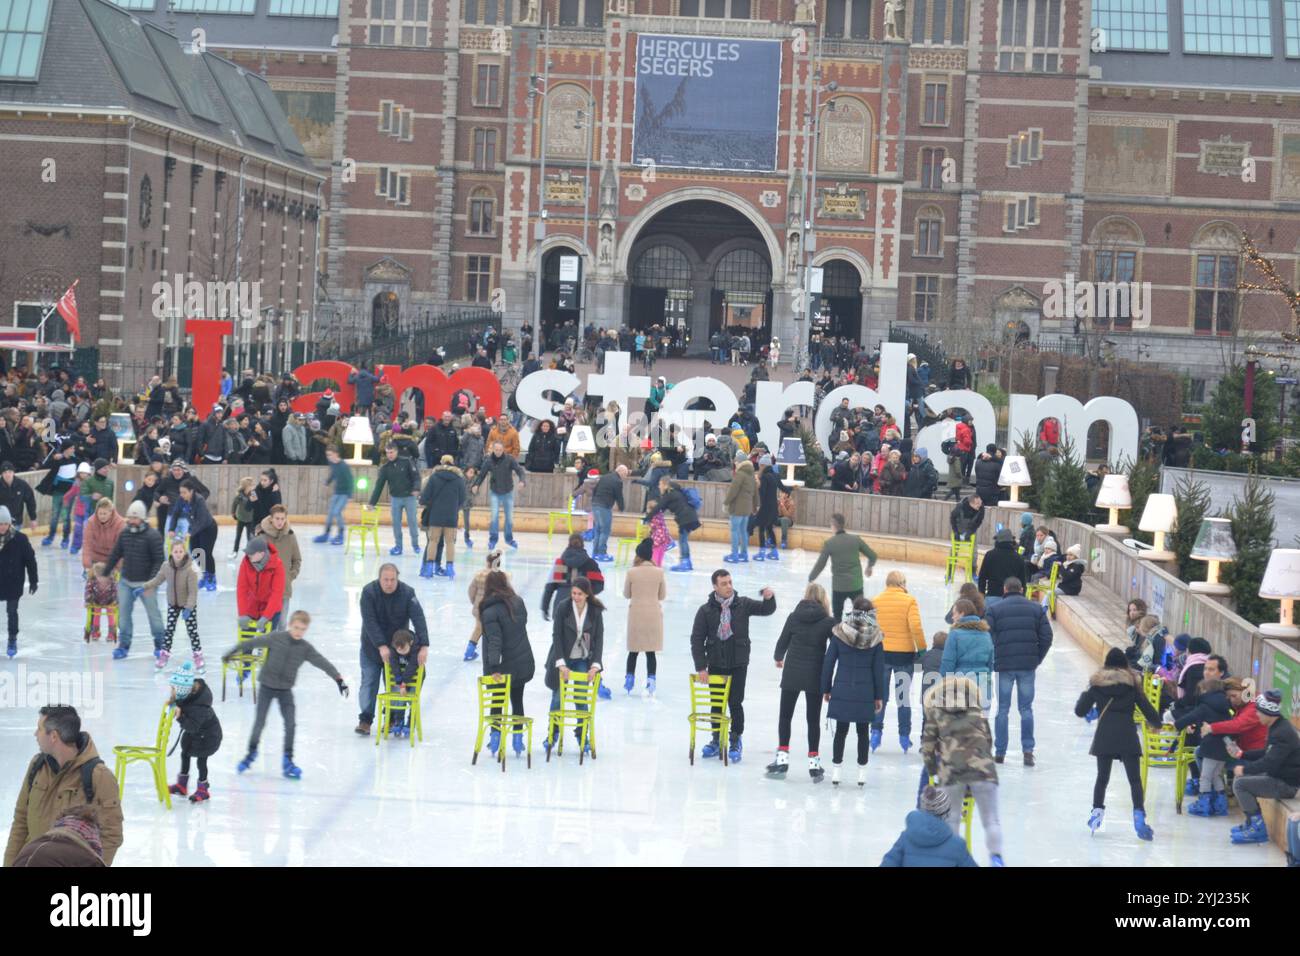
632,34,781,172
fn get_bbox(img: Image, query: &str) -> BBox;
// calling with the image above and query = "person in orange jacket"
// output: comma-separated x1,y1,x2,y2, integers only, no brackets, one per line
870,570,928,754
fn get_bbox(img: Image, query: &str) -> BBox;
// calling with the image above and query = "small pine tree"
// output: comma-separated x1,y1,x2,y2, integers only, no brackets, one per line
1223,479,1277,626
1171,475,1211,583
799,427,827,489
1040,436,1094,523
1122,455,1161,546
1201,364,1281,452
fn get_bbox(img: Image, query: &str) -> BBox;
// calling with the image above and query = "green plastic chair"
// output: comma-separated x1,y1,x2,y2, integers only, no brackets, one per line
473,675,533,771
687,674,733,766
113,704,177,809
376,662,425,747
547,670,601,764
945,535,976,584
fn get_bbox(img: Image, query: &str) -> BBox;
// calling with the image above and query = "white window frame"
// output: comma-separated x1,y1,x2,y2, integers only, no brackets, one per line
998,0,1062,73
1003,195,1040,232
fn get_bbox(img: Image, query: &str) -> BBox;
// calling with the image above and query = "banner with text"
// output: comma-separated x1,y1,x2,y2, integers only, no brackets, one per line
632,34,781,172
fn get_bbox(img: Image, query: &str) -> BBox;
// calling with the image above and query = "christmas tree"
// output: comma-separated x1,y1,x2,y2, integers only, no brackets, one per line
1224,479,1276,626
1040,436,1093,523
1171,475,1211,584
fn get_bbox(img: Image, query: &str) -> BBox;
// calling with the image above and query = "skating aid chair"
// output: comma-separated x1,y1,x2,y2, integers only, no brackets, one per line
615,523,651,565
1025,562,1060,618
547,671,601,764
944,535,976,584
687,674,733,766
930,774,975,851
113,705,178,809
220,620,271,703
346,506,382,557
376,663,425,747
84,604,118,641
1140,720,1194,811
473,675,533,771
546,510,577,542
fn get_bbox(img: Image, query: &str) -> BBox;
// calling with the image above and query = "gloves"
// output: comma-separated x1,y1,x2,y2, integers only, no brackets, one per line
29,583,38,595
336,677,350,698
1085,704,1099,724
181,608,193,622
237,615,252,630
255,618,268,631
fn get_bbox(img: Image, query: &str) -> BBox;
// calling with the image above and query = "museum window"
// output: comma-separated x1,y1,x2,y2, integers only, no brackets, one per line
376,167,411,205
915,207,943,258
1091,0,1169,52
268,0,339,14
912,0,967,44
921,76,948,126
1183,0,1271,56
1187,378,1206,405
913,276,940,322
170,0,255,11
1288,1,1300,56
998,0,1061,72
474,62,502,107
920,147,947,189
825,0,872,39
468,189,496,236
367,0,428,46
378,101,413,140
1093,249,1137,330
1193,254,1237,335
1003,195,1039,232
678,0,751,18
473,128,498,170
466,255,494,302
1006,128,1042,168
559,0,603,25
463,0,507,24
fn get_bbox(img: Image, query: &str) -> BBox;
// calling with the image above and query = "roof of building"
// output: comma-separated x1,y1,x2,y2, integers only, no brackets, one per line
121,0,338,53
0,0,320,177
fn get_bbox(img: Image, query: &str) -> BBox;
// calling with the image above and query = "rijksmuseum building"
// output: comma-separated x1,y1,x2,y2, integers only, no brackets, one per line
89,2,1300,390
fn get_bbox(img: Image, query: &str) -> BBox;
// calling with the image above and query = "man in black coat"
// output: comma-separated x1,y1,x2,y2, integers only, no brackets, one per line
101,500,165,660
0,462,37,532
973,445,1003,505
419,457,467,578
423,411,460,469
985,578,1053,765
0,505,38,657
949,494,985,540
689,569,776,763
356,563,429,736
1230,689,1300,845
88,415,118,464
977,528,1027,600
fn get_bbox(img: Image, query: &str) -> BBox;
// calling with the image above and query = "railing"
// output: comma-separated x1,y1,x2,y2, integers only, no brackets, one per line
314,309,500,369
886,325,948,371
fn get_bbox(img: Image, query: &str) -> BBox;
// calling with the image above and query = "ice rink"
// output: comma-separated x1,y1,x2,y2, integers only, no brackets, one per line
1,524,1286,867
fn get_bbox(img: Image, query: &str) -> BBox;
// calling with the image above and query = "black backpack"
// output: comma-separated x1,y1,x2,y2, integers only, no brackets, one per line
26,754,103,803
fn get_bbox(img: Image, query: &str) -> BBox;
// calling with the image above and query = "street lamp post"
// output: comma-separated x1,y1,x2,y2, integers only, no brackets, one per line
796,53,836,374
530,24,552,350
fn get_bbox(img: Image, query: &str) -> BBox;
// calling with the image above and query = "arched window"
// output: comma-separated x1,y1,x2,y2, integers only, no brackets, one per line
467,188,496,236
915,205,943,258
632,245,692,288
714,248,771,293
1089,217,1144,330
1191,221,1241,335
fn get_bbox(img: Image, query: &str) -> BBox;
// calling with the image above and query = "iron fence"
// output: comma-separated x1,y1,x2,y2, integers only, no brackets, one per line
316,308,500,369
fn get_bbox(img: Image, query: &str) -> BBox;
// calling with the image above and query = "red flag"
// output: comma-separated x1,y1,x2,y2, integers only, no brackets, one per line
55,280,80,343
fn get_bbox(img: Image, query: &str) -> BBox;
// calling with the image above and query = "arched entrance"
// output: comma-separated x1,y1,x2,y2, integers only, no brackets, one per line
371,292,400,339
813,259,863,342
540,245,581,351
624,198,776,353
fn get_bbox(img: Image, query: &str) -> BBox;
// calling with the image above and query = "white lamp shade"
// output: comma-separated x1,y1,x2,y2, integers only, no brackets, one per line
1190,517,1237,562
342,416,374,446
1094,474,1132,510
998,455,1031,487
1137,493,1177,534
566,424,598,455
1260,549,1300,599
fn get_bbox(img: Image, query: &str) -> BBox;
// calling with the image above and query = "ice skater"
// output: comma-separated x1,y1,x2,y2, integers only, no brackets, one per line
84,563,118,643
223,610,349,779
166,663,222,803
820,597,886,786
144,539,203,672
0,505,38,658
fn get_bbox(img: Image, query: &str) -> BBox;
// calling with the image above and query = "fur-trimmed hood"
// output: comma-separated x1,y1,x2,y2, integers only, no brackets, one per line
949,615,989,632
923,674,985,712
1089,665,1143,690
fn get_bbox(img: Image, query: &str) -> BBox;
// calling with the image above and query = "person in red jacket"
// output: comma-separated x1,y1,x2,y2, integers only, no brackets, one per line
236,537,286,631
1202,677,1268,759
954,417,975,483
1038,417,1060,448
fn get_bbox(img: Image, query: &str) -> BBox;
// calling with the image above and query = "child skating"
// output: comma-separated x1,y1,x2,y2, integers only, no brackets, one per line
84,562,118,642
222,610,349,779
386,630,420,738
167,663,222,803
145,540,203,671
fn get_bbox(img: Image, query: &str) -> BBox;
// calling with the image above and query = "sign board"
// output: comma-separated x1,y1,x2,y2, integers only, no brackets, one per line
1273,653,1299,720
557,255,581,311
808,266,824,295
632,35,781,171
109,412,136,442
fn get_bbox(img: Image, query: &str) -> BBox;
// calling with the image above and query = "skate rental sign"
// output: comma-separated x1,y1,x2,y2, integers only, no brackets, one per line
186,321,1138,464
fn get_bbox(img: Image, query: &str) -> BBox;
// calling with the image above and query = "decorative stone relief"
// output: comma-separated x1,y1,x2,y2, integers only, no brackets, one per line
1198,135,1250,177
759,190,781,209
625,182,646,202
820,99,871,172
546,85,589,160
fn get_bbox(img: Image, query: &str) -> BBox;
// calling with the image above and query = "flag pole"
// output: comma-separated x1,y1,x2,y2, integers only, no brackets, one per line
34,279,78,338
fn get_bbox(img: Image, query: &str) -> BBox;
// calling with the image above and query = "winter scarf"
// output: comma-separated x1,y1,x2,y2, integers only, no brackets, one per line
717,595,735,642
52,813,104,860
1177,652,1210,697
832,608,884,650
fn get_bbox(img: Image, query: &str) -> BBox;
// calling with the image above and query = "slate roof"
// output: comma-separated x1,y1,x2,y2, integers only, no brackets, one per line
127,0,338,52
0,0,321,177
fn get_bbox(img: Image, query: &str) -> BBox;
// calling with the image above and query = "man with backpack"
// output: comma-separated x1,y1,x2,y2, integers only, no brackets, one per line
6,705,123,866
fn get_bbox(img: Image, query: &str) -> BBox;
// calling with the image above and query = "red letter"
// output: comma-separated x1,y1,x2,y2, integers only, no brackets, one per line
377,364,502,421
290,361,356,414
186,319,233,414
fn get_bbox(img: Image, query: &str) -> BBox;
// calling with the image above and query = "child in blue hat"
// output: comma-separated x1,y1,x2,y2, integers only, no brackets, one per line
168,662,223,803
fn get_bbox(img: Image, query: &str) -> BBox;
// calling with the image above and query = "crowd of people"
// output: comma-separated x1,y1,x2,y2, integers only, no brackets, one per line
2,346,1297,870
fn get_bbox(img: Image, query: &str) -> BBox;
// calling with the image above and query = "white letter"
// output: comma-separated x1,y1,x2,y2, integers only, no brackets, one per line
658,376,740,433
49,893,69,928
1009,393,1139,466
754,379,815,452
916,389,996,463
584,351,651,422
515,369,580,423
134,894,152,938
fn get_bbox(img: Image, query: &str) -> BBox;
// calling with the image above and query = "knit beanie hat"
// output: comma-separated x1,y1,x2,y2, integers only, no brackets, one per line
920,786,951,820
0,506,11,525
169,662,196,698
126,501,148,521
245,537,269,558
1256,690,1283,718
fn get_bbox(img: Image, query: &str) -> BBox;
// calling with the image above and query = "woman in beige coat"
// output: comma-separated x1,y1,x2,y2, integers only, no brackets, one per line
623,536,666,696
465,550,506,662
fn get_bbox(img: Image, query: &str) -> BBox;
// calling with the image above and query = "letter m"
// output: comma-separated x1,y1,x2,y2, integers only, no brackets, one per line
101,894,131,926
206,281,242,318
1095,281,1129,324
1008,394,1139,467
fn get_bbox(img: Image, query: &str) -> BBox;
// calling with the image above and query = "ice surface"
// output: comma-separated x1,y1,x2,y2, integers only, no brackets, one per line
0,526,1285,866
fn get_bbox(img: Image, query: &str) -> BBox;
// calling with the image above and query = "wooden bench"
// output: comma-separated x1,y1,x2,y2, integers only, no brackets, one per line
1054,589,1130,663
